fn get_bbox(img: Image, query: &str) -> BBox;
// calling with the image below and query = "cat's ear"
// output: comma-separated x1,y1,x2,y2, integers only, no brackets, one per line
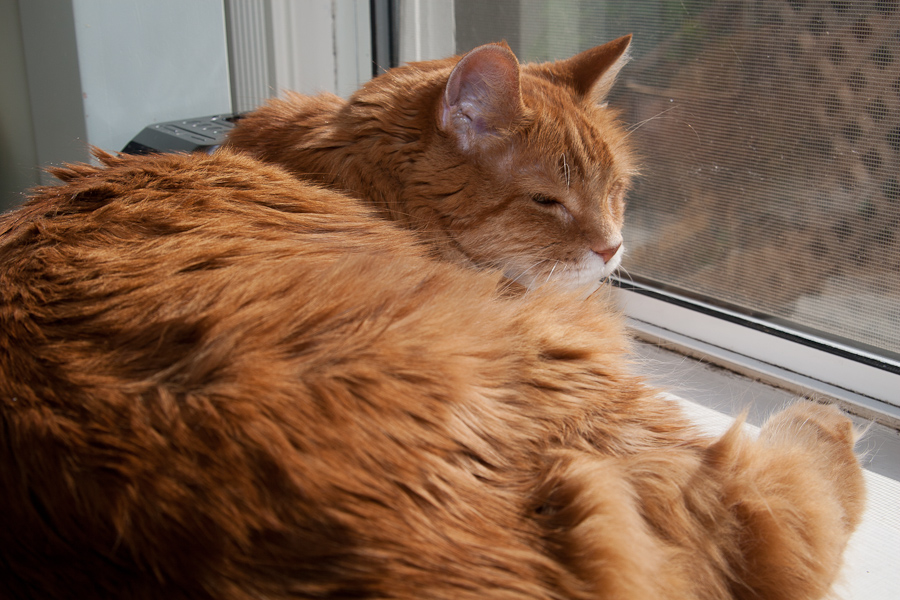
440,42,524,151
551,34,632,104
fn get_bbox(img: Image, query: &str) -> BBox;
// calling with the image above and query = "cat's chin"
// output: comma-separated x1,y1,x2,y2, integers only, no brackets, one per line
503,249,622,293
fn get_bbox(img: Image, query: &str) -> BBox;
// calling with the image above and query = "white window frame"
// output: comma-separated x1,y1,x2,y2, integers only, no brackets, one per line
616,285,900,427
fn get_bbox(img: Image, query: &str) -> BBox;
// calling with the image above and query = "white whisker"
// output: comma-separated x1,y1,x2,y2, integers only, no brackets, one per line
624,105,679,138
615,263,635,285
545,261,560,286
505,259,549,290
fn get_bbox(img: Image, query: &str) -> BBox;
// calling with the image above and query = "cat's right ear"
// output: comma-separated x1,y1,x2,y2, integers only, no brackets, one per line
440,43,524,152
550,35,632,104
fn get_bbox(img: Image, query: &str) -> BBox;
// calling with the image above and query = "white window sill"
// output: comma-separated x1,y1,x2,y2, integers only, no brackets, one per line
631,340,900,600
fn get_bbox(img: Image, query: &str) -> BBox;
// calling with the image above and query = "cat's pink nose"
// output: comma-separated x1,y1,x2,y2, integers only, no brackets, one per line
593,242,622,263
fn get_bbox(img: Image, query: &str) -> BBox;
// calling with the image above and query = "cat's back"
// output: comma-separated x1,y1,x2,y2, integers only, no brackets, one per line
0,148,624,599
0,148,421,272
0,149,440,403
226,56,454,171
0,149,488,598
227,91,346,161
0,148,865,600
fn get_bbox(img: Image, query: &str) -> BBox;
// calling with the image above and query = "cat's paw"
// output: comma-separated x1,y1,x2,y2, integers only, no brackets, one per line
711,401,866,600
760,400,858,450
759,400,866,532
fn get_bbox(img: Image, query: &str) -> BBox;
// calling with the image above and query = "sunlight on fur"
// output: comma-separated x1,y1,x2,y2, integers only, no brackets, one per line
227,36,635,292
0,36,865,600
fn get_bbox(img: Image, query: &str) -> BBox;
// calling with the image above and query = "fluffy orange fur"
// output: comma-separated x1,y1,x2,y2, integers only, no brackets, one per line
0,149,864,599
227,37,636,291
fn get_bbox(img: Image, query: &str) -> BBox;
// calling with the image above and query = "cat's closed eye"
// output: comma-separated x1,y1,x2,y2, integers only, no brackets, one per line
531,194,562,207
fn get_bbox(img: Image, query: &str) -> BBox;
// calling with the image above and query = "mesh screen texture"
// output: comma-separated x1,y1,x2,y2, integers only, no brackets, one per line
455,0,900,360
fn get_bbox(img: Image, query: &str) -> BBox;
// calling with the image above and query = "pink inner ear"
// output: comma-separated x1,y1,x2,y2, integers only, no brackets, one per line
442,44,523,136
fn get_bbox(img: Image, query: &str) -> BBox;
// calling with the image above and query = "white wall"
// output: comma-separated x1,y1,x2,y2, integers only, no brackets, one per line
0,0,40,211
70,0,233,155
4,0,373,205
15,0,232,186
13,0,88,191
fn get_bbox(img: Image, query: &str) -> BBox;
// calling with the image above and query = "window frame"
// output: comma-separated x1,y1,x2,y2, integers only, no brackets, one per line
616,281,900,427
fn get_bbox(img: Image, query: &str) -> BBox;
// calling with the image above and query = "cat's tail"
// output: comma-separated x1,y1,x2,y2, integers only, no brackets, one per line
704,400,866,600
532,401,865,600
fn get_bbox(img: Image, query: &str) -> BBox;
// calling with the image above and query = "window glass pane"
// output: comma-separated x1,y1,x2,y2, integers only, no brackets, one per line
452,0,900,364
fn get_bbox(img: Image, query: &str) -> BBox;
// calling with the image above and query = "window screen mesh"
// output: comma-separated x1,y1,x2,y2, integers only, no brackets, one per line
455,0,900,361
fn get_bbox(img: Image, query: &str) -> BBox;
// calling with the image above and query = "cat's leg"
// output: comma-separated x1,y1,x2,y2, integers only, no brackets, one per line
705,400,866,600
532,450,682,599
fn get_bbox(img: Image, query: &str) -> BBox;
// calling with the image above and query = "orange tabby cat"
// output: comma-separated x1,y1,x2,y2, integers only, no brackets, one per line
227,37,635,291
1,149,864,599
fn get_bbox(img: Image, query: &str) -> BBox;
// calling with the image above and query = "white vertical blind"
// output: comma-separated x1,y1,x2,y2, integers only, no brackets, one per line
225,0,372,109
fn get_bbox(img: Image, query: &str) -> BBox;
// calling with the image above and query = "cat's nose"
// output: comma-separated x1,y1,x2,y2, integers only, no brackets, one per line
592,242,622,263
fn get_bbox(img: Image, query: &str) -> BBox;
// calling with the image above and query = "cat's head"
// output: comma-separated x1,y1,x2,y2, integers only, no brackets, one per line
419,36,635,292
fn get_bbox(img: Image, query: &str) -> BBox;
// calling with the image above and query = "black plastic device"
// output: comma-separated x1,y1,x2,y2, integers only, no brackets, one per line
121,113,244,155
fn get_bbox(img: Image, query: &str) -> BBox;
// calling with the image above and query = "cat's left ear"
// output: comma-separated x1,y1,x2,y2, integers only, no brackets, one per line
440,42,524,151
550,34,632,104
